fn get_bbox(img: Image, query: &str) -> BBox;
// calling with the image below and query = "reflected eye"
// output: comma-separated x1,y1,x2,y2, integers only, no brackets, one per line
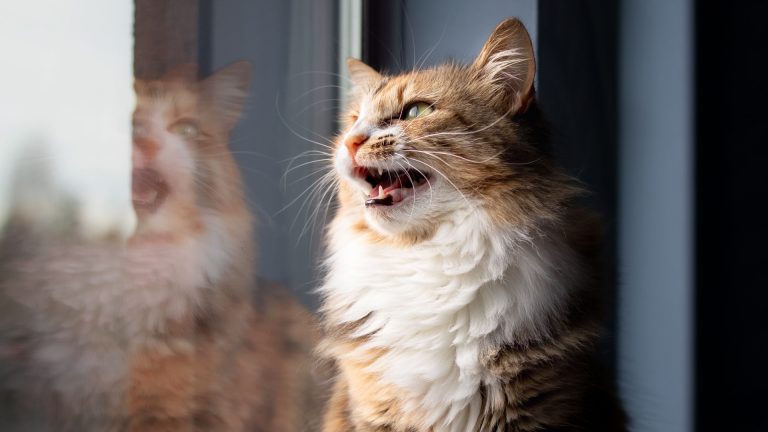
132,122,148,138
402,102,434,120
169,121,200,139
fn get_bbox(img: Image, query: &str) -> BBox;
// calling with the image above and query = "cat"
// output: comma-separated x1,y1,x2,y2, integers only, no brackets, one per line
0,62,322,431
318,18,626,432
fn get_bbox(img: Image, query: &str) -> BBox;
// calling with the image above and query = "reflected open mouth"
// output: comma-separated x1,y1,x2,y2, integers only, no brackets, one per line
354,166,431,207
132,168,168,212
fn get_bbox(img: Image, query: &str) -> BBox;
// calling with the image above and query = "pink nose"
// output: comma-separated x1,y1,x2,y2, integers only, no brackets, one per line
132,137,160,169
343,134,368,165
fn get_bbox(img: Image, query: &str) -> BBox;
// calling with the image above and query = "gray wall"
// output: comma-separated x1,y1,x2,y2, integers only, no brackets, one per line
402,0,537,68
618,0,693,430
370,0,537,71
209,0,338,305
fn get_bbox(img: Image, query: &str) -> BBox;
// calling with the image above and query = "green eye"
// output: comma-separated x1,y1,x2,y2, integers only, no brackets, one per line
169,121,200,139
403,102,434,120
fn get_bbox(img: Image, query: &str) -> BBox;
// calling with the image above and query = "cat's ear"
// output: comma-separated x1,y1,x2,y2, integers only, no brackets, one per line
347,58,381,91
471,18,536,114
200,61,251,131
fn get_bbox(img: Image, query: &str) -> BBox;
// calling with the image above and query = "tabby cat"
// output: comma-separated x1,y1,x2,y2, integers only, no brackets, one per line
319,18,625,432
0,63,321,431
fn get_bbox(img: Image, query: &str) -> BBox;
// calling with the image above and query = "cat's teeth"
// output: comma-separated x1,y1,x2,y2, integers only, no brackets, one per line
378,168,384,176
378,185,385,198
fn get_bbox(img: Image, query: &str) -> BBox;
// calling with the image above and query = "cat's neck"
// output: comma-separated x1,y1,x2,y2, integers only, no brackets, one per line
322,204,582,430
323,204,579,340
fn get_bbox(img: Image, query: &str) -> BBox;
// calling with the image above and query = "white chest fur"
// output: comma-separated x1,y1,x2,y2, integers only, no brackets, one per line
0,223,231,420
322,207,577,431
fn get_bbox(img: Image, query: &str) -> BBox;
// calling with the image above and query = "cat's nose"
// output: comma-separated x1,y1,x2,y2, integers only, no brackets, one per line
343,133,368,164
133,137,160,162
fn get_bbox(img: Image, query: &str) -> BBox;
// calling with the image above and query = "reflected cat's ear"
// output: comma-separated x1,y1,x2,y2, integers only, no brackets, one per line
346,58,381,91
201,61,252,131
471,18,536,114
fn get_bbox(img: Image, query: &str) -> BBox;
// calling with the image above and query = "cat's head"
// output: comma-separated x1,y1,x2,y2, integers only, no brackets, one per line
131,62,251,237
334,18,577,240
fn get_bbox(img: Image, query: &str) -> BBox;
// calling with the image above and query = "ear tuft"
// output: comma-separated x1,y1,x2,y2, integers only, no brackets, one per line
346,58,382,91
472,18,536,113
201,61,252,131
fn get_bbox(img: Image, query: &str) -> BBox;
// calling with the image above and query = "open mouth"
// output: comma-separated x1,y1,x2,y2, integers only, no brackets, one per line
132,168,168,212
355,166,431,207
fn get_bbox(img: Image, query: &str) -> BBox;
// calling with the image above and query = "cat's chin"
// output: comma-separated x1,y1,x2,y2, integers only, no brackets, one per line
364,210,423,238
362,205,452,242
361,188,466,240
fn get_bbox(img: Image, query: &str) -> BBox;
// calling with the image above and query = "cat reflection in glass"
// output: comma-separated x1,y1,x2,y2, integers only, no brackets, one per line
0,63,319,432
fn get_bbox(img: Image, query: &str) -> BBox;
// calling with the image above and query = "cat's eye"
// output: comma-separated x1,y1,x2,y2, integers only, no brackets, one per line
402,102,434,120
169,120,200,139
132,122,148,138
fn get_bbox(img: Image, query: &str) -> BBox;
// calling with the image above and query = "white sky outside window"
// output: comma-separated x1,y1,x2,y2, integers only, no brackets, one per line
0,0,135,239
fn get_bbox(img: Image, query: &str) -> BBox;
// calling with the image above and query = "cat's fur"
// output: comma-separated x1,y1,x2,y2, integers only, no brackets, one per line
319,18,625,432
0,63,321,431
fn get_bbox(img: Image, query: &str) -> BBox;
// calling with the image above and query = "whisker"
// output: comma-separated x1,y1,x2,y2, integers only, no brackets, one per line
415,21,449,70
395,160,418,223
291,84,347,104
281,148,334,188
280,150,333,162
402,4,417,69
283,157,335,179
403,149,494,164
290,173,338,241
400,157,434,209
275,93,338,150
405,157,472,208
289,165,336,186
289,176,329,230
297,176,338,243
405,148,541,167
276,170,336,217
294,97,345,118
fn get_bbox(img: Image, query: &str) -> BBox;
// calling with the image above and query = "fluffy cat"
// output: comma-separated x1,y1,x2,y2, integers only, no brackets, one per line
0,63,321,431
319,18,625,432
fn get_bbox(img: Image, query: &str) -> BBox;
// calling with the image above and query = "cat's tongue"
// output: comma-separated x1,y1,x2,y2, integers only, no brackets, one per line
132,168,168,211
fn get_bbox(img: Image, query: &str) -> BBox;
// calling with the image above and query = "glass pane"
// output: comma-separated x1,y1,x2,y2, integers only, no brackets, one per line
1,1,339,430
